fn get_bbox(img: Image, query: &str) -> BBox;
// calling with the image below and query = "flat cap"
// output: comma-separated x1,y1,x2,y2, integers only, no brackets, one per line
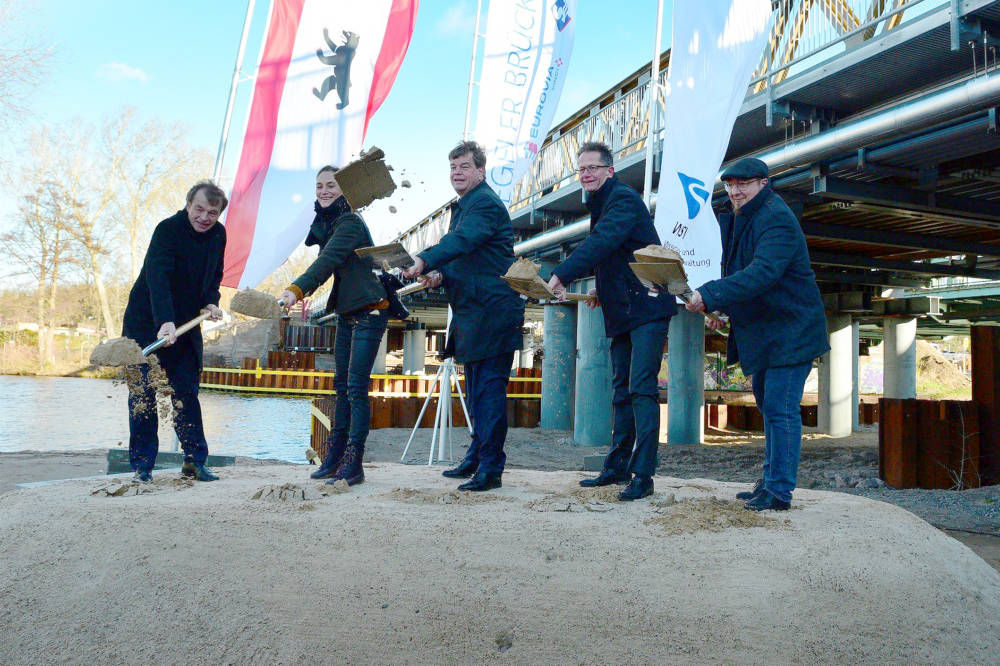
721,157,768,181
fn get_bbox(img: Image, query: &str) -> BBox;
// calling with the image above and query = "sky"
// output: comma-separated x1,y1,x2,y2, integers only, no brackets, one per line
4,0,673,245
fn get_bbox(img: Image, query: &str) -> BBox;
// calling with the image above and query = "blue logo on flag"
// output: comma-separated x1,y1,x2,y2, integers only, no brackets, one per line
552,0,571,31
677,172,709,220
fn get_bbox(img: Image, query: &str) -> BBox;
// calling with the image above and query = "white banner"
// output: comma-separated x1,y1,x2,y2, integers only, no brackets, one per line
223,0,417,288
474,0,576,206
653,0,773,291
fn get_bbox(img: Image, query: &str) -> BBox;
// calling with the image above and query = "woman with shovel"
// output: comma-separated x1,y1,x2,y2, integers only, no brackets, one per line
280,165,390,487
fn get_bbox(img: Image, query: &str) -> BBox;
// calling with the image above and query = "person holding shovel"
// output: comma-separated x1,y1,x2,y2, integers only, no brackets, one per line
121,181,227,483
684,157,829,511
546,142,676,501
280,165,390,487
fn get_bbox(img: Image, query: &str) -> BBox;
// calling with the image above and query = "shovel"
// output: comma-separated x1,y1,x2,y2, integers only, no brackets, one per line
90,310,215,367
142,311,215,355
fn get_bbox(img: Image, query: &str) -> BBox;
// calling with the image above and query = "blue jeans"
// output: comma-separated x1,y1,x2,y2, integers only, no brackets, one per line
751,361,812,503
605,318,669,478
459,351,514,477
331,309,389,451
127,345,208,472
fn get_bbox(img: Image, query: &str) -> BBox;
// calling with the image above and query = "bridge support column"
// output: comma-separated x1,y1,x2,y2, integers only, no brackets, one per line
818,313,853,437
402,323,426,375
372,330,387,375
541,303,577,429
884,317,917,399
574,297,613,446
852,320,861,432
668,308,704,445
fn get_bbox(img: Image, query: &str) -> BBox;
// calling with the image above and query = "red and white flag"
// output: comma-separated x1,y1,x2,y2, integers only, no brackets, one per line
223,0,418,288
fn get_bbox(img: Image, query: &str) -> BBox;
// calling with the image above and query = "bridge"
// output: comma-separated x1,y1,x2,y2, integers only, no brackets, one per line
388,0,1000,459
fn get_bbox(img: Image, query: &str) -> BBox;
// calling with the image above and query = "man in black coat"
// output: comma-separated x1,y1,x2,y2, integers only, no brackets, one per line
548,142,676,501
403,141,525,492
686,157,829,511
121,181,228,483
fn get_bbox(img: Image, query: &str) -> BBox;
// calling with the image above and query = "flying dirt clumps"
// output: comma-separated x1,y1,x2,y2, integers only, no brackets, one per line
230,289,283,320
90,337,146,366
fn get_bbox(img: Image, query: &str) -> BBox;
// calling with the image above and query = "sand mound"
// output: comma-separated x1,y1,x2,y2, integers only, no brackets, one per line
634,244,683,262
646,495,782,535
2,465,998,664
505,257,542,280
917,340,970,390
383,486,513,505
230,288,282,319
89,337,145,366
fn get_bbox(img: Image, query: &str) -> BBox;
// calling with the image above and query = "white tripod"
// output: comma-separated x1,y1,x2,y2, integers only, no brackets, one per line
400,356,473,465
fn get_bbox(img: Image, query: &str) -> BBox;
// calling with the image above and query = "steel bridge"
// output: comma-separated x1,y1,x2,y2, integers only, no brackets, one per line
395,0,1000,337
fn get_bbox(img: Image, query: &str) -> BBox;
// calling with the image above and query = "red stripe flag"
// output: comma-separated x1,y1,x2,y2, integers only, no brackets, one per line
223,0,419,288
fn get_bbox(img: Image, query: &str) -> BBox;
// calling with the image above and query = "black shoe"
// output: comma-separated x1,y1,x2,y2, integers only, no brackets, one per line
458,471,502,492
745,491,790,512
311,440,347,479
579,469,632,487
181,462,219,482
329,444,364,486
442,459,477,479
736,478,764,501
618,475,654,501
132,470,152,483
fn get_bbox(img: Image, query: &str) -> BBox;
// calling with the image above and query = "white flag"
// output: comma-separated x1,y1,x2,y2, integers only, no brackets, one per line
223,0,418,288
474,0,576,206
654,0,773,290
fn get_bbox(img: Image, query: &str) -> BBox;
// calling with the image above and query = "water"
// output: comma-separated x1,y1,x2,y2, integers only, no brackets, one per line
0,375,311,463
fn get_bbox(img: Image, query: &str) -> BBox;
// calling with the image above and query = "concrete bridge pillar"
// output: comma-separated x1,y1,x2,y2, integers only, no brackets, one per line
818,313,853,437
668,308,704,445
574,287,613,446
402,323,426,375
541,303,577,429
884,317,917,399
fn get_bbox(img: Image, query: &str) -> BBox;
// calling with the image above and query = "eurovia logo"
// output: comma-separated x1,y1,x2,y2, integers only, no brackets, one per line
677,172,709,220
552,0,571,31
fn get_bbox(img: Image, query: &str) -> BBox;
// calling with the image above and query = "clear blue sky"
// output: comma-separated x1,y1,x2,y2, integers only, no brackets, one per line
8,0,673,241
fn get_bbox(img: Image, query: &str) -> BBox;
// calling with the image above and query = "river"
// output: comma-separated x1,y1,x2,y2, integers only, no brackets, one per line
0,375,311,463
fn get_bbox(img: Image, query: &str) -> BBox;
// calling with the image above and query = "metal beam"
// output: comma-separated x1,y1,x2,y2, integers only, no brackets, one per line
811,250,1000,279
801,220,1000,257
813,269,927,287
812,175,1000,222
809,200,1000,231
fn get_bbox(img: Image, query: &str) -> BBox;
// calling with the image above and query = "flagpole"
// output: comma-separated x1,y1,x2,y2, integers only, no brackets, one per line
642,0,665,208
213,0,258,183
463,0,484,139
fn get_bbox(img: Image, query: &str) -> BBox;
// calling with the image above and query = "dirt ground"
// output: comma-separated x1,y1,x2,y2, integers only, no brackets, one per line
1,463,998,664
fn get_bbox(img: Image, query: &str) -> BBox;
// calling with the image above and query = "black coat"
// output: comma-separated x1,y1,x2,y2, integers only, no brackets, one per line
552,176,675,337
698,186,829,376
418,181,524,364
122,209,226,369
291,200,386,316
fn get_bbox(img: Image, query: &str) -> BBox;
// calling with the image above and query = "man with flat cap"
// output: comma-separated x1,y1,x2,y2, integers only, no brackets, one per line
685,157,828,511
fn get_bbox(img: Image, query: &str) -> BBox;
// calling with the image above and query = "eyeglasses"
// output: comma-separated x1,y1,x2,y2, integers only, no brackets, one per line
723,179,762,192
576,164,610,176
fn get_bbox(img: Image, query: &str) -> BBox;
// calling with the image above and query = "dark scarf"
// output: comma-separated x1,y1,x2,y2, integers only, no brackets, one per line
305,196,351,247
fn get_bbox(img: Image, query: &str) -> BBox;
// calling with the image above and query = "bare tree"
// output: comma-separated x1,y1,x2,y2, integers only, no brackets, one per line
0,182,76,368
0,0,48,160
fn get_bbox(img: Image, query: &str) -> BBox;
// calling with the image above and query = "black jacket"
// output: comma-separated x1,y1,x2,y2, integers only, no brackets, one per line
122,209,226,369
552,176,675,337
291,199,386,316
418,181,524,364
698,186,829,375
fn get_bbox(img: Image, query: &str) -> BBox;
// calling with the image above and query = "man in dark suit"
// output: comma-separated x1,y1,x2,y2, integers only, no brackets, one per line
685,157,829,511
547,142,676,501
122,181,228,483
403,141,525,492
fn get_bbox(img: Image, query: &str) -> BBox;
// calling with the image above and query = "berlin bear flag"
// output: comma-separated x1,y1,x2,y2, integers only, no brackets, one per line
653,0,773,292
474,0,576,206
222,0,418,289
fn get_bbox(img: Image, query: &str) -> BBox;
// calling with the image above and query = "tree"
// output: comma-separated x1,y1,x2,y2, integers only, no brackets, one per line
0,0,47,161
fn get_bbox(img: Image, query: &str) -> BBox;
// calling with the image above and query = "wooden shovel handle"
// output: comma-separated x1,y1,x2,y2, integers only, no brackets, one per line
142,311,214,356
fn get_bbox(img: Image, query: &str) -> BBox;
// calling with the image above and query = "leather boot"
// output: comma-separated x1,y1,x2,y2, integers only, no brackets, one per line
442,459,477,479
618,475,653,501
736,478,764,501
579,469,631,487
181,462,219,482
311,439,347,479
329,444,364,486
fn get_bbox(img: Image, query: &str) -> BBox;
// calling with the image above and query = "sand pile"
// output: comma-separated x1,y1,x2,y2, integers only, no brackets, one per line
383,487,513,505
2,465,998,664
646,495,781,535
917,340,970,390
505,257,542,280
230,288,282,319
89,337,146,366
634,244,683,262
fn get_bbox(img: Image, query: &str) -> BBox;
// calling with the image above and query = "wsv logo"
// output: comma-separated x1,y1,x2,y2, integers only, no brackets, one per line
677,172,709,220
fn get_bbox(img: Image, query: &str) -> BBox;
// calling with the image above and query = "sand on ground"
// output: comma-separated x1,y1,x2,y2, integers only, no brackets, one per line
1,463,998,665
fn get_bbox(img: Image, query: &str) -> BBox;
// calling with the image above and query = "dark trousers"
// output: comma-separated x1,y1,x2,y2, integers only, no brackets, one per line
459,351,514,477
330,309,389,451
604,318,669,478
751,361,812,503
127,345,208,472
